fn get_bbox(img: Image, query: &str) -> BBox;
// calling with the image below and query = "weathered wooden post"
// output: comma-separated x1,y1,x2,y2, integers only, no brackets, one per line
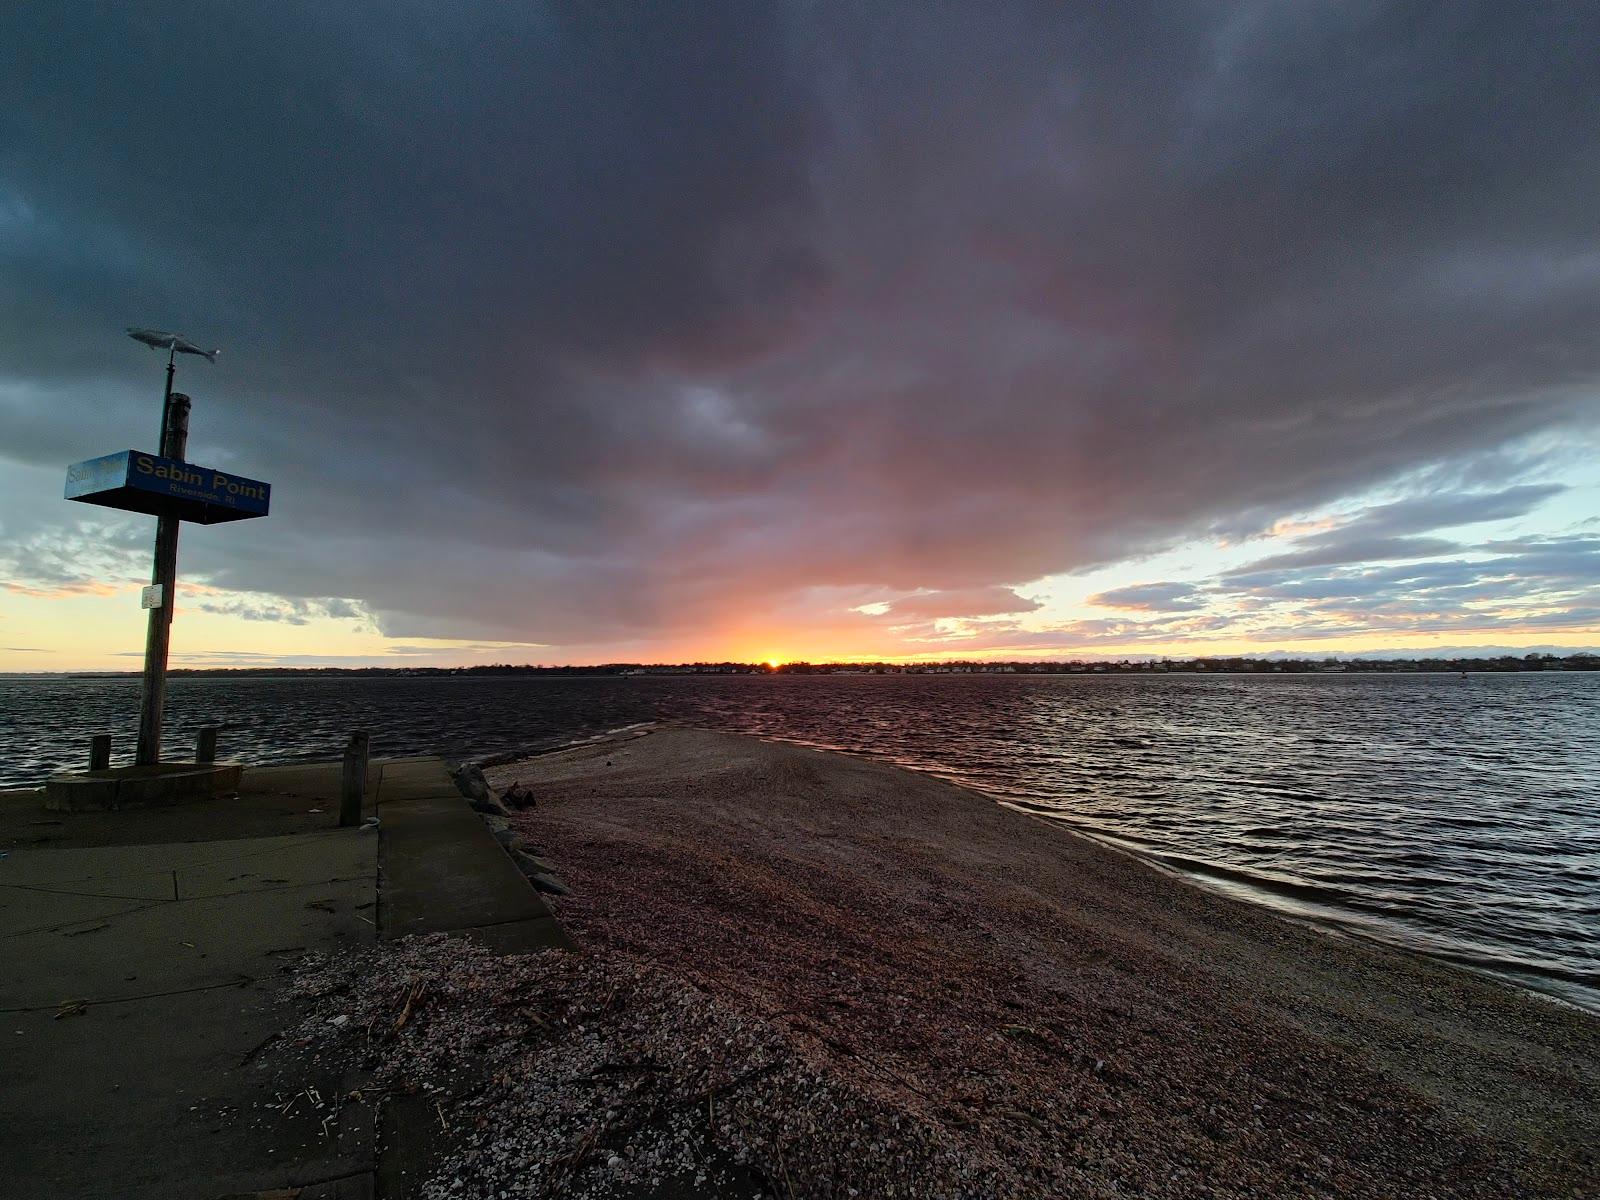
135,390,189,766
89,735,111,772
195,726,219,765
341,731,370,827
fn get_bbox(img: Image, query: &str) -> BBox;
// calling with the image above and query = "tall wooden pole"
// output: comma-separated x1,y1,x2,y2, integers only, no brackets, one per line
135,348,190,767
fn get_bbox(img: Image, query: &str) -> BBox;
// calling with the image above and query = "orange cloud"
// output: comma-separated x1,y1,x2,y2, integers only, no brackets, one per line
3,580,122,599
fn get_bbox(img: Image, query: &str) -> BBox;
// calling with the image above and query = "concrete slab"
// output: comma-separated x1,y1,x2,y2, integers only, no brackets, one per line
0,752,568,1199
1,758,417,852
0,888,151,939
238,763,375,801
1,785,341,850
1,833,375,1011
2,831,358,884
5,981,370,1200
175,832,374,900
372,757,571,950
367,760,462,803
0,844,177,900
45,763,245,811
0,804,379,1198
367,780,459,804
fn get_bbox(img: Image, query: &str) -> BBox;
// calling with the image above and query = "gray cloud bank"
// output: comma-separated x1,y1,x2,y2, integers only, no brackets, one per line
3,3,1599,651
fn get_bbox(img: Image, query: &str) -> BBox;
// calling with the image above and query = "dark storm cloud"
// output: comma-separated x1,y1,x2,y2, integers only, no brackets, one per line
1221,534,1600,611
882,587,1041,620
1337,487,1569,538
1088,582,1207,613
986,528,1600,655
1229,535,1463,575
1214,535,1600,640
3,3,1599,650
1225,484,1565,574
194,595,370,626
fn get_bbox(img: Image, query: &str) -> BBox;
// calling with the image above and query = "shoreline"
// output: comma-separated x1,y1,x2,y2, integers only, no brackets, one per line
450,725,1599,1198
14,711,1577,1013
999,805,1600,1016
497,721,1599,1017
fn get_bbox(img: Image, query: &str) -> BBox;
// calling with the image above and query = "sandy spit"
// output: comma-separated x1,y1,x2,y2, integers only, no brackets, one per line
285,726,1599,1198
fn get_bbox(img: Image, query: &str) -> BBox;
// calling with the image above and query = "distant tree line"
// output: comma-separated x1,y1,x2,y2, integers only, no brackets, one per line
108,652,1600,679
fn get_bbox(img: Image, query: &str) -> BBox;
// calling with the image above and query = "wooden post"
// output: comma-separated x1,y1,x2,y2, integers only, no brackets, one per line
89,735,111,772
196,726,219,765
134,387,190,767
341,731,369,827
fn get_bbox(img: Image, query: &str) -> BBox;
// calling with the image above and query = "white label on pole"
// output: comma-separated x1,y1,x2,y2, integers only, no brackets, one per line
141,584,164,609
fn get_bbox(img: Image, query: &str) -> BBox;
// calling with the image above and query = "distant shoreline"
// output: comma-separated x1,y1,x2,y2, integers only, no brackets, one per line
2,651,1596,680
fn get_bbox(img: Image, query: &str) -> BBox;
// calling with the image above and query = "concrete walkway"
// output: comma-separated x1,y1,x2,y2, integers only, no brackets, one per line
0,755,565,1200
374,756,567,951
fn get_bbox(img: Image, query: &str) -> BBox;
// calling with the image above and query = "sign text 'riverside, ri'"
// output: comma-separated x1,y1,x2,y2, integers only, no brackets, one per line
65,450,271,524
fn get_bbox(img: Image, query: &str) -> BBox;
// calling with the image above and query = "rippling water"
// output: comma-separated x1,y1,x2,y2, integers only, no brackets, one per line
3,672,1596,1009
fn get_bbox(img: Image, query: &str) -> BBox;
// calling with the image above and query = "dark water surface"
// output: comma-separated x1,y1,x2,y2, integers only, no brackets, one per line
3,672,1596,1009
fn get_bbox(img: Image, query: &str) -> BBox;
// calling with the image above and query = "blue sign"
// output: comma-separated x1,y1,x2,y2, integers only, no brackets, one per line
65,450,271,524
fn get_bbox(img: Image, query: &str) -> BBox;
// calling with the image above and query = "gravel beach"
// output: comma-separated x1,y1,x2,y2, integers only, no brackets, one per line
285,726,1599,1198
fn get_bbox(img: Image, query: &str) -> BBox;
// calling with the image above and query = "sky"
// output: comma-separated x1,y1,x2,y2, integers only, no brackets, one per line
2,2,1599,670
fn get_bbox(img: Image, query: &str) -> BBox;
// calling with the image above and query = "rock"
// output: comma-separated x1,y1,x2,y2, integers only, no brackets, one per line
516,852,557,873
509,850,573,895
452,763,510,815
509,848,551,880
453,764,491,800
501,781,537,810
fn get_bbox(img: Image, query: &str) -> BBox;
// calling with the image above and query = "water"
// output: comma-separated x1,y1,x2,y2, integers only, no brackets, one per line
3,672,1596,1009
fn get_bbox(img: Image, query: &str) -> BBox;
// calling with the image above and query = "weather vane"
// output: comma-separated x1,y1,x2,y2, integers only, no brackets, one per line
127,326,220,362
127,327,219,443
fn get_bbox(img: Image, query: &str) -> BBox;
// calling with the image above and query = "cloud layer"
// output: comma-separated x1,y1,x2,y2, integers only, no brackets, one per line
3,3,1599,657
